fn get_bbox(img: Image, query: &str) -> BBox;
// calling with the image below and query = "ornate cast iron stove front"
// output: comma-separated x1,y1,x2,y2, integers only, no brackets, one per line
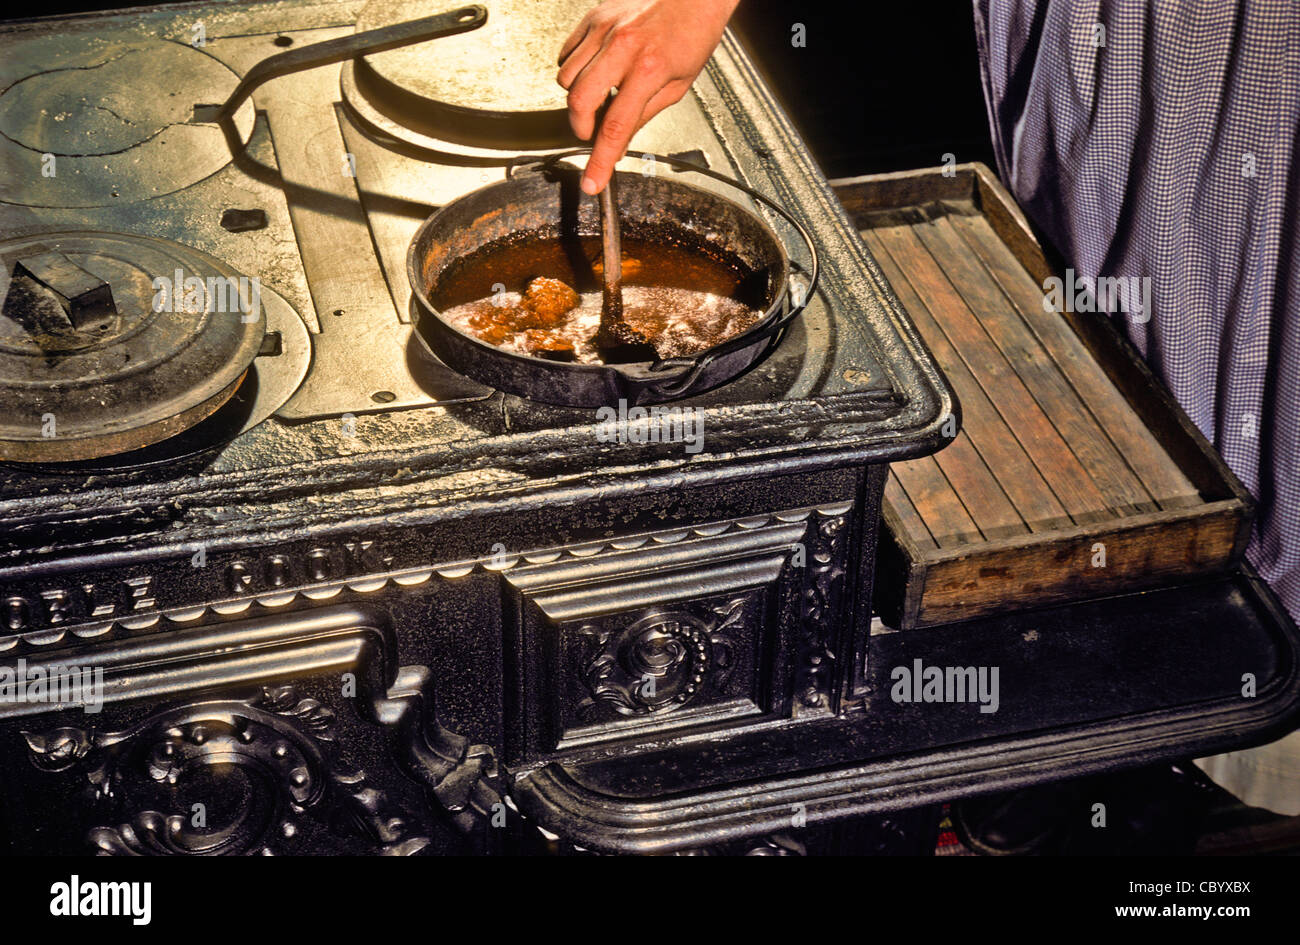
0,0,953,855
1,0,1295,858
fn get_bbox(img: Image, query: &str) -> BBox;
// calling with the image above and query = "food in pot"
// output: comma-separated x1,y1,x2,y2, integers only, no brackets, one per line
521,276,581,327
433,234,767,363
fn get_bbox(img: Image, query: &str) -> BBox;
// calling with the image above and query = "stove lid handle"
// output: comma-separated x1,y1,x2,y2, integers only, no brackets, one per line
197,6,488,125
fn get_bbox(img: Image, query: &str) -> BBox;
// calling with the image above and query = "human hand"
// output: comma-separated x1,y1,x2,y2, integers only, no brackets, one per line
557,0,741,194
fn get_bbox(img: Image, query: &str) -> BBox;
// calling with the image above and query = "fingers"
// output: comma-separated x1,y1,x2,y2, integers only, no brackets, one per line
565,38,636,141
581,72,659,194
580,81,688,194
557,27,603,90
640,79,689,126
557,13,592,64
559,10,617,89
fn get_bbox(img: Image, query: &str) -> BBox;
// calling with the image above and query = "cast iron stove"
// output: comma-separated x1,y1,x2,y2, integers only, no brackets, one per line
0,0,1294,856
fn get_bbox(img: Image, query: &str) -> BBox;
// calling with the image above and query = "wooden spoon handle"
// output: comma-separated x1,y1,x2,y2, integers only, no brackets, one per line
598,172,623,323
591,139,653,359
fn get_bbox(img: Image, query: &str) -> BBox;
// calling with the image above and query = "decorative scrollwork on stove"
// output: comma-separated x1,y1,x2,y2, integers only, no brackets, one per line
371,664,502,836
22,684,432,856
577,600,742,719
23,726,93,773
13,607,511,846
796,509,849,710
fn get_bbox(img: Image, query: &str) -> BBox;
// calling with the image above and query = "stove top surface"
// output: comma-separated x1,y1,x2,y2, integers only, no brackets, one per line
0,0,951,562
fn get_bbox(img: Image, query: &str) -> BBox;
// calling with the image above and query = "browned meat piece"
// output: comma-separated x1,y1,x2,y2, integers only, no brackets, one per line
466,302,517,345
591,256,643,280
520,276,579,327
522,329,576,360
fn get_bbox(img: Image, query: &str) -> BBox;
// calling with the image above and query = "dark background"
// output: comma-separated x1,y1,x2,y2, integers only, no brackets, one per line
730,1,996,178
8,0,996,181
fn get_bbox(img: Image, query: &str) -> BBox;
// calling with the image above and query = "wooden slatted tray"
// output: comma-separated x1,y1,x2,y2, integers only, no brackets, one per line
834,164,1254,629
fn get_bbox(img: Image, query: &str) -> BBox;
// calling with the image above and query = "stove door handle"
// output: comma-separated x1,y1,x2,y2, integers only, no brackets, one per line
198,5,488,125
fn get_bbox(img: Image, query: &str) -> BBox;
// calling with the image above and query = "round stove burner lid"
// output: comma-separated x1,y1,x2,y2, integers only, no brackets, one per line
0,232,265,462
355,0,591,147
0,35,254,209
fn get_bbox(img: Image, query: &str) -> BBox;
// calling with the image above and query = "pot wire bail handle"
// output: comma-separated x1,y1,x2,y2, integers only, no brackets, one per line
504,148,820,394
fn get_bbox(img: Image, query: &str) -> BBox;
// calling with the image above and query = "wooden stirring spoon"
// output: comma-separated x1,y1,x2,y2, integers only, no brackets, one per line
592,170,657,361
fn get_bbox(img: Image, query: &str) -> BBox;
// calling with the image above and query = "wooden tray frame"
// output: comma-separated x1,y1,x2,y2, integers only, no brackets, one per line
833,163,1255,629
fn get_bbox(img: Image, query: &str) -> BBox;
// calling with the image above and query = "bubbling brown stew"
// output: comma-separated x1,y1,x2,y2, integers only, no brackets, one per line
432,232,768,363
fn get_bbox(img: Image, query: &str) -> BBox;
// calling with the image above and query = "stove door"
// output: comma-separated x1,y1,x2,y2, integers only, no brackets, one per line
0,604,488,855
500,503,854,765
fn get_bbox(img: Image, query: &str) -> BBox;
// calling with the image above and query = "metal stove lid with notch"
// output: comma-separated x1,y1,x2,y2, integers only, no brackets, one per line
351,0,588,150
0,33,256,209
0,231,264,461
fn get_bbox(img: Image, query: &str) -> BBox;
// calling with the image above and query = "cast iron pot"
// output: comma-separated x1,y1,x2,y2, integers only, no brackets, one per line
406,149,818,407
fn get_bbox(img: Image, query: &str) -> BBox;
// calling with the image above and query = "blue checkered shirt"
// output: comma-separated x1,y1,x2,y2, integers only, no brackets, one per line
974,0,1300,623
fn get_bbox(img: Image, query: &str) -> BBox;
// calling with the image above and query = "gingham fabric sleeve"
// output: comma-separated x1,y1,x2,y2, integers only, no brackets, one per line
974,0,1300,619
973,0,1300,814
